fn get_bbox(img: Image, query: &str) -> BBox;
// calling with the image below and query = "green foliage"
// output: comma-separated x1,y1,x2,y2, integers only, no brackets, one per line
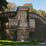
0,40,43,46
37,10,46,19
0,0,7,11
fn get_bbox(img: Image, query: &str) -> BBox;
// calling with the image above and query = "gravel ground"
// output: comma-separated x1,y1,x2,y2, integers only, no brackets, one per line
32,42,46,46
17,42,46,46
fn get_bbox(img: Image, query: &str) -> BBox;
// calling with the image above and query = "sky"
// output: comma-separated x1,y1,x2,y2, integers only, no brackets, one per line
7,0,46,12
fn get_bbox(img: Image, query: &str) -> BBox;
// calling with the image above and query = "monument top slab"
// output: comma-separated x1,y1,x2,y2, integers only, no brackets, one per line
18,6,29,11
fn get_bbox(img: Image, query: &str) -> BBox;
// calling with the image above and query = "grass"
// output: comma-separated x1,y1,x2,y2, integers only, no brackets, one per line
0,40,43,46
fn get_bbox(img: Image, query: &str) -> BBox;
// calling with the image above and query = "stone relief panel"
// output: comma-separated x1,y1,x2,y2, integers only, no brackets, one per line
17,10,28,27
8,19,18,29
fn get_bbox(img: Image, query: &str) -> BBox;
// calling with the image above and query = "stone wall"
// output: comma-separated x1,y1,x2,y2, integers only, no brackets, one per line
5,6,46,41
29,14,46,41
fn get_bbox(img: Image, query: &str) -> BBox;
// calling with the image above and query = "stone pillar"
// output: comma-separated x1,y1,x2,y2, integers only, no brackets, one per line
17,6,29,41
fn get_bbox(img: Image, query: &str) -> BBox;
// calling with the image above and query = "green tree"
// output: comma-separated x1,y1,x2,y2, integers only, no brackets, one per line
37,10,46,19
0,0,8,12
0,0,8,39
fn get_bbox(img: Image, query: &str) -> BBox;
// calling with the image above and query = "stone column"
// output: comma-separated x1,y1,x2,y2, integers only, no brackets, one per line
17,6,29,41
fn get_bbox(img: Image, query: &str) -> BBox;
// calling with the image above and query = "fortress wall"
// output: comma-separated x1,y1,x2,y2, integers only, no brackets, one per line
4,6,46,41
29,14,46,41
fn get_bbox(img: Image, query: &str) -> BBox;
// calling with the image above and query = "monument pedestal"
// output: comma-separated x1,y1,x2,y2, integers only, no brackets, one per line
17,27,29,41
